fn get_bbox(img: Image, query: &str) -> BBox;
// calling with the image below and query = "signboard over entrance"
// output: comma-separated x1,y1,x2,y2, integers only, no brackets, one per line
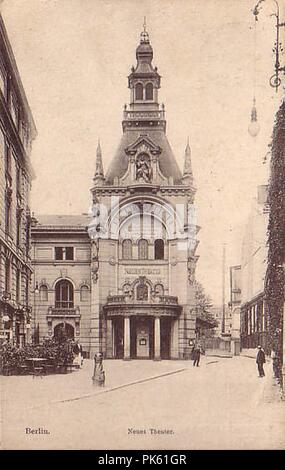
124,268,161,276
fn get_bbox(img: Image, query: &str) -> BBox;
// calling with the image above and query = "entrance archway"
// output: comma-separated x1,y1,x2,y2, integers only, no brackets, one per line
54,322,75,340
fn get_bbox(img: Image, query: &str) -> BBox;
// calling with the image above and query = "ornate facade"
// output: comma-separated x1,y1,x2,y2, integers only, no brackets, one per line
31,26,199,359
0,14,37,346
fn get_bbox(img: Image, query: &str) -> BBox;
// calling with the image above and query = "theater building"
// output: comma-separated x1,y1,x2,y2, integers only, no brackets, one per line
31,26,199,359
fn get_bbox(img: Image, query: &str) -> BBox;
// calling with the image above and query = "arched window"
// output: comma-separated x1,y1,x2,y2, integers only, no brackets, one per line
154,283,164,296
138,239,148,260
135,83,143,100
122,239,132,260
145,83,153,100
80,285,89,302
55,279,74,308
39,285,48,302
155,239,164,260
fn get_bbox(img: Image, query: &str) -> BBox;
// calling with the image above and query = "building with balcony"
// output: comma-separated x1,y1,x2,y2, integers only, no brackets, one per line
31,215,91,348
31,25,199,359
0,14,37,346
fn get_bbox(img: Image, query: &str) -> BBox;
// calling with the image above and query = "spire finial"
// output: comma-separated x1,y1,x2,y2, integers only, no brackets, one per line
94,140,105,184
182,138,193,184
140,16,149,44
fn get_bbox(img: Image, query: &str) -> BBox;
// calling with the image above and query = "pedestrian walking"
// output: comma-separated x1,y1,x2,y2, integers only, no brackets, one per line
192,343,202,367
256,345,266,377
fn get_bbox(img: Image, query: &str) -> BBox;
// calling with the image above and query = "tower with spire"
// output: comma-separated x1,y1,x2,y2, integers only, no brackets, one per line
89,23,199,360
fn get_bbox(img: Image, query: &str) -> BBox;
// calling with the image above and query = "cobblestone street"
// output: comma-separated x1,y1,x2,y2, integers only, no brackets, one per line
1,355,284,450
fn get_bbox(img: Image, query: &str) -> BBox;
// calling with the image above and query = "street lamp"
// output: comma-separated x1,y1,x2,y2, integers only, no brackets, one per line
253,0,285,92
248,97,261,137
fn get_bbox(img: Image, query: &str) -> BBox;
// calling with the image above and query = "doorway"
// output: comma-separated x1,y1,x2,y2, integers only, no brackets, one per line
130,317,154,359
160,318,171,359
54,322,75,340
113,317,124,358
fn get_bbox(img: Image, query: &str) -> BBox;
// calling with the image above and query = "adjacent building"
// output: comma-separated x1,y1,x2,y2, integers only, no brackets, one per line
0,14,37,346
31,26,200,359
240,185,269,351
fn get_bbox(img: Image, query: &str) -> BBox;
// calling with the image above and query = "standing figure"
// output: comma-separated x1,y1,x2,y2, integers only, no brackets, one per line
192,343,202,367
256,345,266,377
92,352,105,386
73,341,82,368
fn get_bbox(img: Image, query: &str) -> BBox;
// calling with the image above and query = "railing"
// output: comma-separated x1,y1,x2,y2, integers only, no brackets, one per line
157,295,178,305
123,109,165,121
106,294,178,306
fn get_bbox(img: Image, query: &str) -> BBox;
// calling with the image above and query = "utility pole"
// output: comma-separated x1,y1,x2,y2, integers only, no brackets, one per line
221,243,226,335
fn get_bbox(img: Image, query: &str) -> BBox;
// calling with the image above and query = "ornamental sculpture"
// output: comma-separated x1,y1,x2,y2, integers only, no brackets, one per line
136,277,149,301
91,238,99,284
187,255,198,285
135,153,152,183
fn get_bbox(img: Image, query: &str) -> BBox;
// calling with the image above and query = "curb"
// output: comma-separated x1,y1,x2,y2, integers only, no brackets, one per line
29,367,187,410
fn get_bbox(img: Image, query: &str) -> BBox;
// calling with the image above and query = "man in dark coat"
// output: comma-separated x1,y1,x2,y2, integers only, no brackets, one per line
192,343,202,367
256,345,266,377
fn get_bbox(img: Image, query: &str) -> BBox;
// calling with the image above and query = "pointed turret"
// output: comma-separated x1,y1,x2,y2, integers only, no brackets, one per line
182,138,193,185
93,141,105,186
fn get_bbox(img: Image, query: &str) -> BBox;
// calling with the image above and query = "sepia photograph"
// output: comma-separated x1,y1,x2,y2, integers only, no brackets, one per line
0,0,284,451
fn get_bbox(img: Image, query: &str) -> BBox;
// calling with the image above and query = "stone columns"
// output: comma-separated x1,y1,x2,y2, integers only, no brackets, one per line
154,316,161,360
124,316,131,360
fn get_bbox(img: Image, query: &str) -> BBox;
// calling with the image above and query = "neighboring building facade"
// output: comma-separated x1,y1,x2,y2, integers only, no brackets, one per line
0,15,37,346
228,264,241,355
31,27,199,359
240,185,269,350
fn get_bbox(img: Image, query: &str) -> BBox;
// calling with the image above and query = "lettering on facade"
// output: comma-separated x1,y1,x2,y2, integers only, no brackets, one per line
124,268,161,276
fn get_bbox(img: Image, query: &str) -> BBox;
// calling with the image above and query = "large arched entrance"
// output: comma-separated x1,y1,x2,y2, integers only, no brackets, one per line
54,322,75,340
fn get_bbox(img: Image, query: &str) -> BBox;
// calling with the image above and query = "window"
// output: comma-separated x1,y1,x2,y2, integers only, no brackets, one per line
55,280,74,308
25,217,30,257
122,239,132,260
5,192,11,235
55,247,74,260
16,165,21,197
145,83,153,100
135,83,143,100
10,94,19,128
0,62,6,97
5,259,10,293
16,208,22,247
138,239,148,260
80,285,89,302
16,269,21,303
154,239,164,260
5,143,11,179
25,276,29,305
39,285,48,302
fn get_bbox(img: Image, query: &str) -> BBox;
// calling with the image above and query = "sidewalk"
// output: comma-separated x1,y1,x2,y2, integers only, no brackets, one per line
238,353,283,404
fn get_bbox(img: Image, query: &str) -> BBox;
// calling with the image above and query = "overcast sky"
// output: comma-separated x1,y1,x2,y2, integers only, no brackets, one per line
1,0,284,304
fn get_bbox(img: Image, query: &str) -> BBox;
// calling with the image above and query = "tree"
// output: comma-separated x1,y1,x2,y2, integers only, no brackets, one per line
194,281,217,328
265,100,285,383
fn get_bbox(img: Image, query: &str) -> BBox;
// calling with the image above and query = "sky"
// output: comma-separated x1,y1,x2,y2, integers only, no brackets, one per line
1,0,284,304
